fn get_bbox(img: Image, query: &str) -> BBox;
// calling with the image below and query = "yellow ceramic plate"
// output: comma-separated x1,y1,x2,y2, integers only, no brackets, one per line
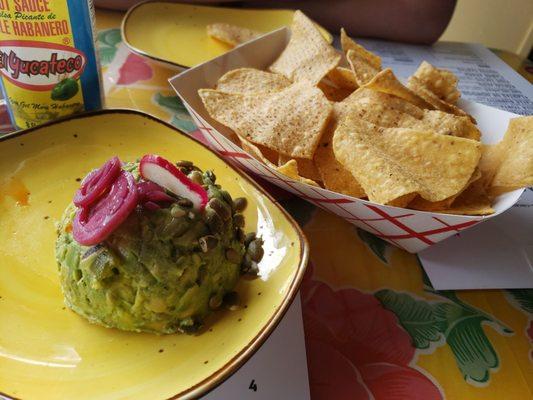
121,1,332,69
0,110,308,400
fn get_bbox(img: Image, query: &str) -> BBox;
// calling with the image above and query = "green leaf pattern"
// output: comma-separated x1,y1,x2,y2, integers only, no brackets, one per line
505,289,533,314
377,289,513,384
97,29,122,66
375,290,441,349
153,93,197,133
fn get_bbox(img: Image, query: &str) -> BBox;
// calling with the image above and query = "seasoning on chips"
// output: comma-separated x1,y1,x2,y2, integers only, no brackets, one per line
326,67,359,91
199,83,332,159
216,68,291,94
333,116,481,205
314,122,366,198
411,61,460,104
437,179,495,215
407,75,474,122
487,116,533,193
413,110,480,140
269,11,341,85
340,28,382,70
362,69,433,110
341,29,382,86
347,49,381,86
317,80,353,102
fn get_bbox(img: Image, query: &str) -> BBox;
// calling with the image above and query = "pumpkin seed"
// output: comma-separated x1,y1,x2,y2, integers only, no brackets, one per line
233,213,245,228
208,198,231,221
235,228,245,243
247,238,264,262
176,160,193,168
188,170,204,184
199,235,219,252
232,197,248,212
205,170,216,183
206,210,223,233
220,190,233,205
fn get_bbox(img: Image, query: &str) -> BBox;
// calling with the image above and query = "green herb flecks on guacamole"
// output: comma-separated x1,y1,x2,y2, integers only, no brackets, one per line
55,162,258,334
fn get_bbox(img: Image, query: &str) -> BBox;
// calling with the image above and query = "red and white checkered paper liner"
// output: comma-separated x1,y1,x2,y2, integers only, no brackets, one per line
169,28,524,253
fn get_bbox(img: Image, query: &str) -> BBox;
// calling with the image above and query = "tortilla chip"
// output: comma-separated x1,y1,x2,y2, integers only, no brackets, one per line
335,89,480,140
314,121,366,198
317,80,353,101
408,169,482,211
338,96,420,128
238,136,279,167
409,110,481,140
362,69,433,110
269,10,340,85
388,193,418,208
477,143,503,189
407,76,475,122
340,28,381,69
199,83,332,159
333,116,481,205
412,61,460,104
341,88,424,118
278,154,322,181
276,159,320,186
438,179,495,215
207,23,261,47
216,68,291,94
490,116,533,191
327,67,358,91
346,49,381,86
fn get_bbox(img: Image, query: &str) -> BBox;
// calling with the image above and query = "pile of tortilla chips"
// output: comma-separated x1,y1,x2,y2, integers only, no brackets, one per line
200,10,532,216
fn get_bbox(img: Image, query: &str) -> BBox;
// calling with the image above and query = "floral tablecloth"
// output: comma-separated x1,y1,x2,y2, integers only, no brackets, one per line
94,10,533,399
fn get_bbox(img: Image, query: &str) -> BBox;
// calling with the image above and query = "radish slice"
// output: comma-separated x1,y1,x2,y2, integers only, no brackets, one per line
139,154,208,211
73,171,138,246
74,157,121,208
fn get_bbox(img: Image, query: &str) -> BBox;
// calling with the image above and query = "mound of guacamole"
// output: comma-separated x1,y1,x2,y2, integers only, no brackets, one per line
56,162,260,334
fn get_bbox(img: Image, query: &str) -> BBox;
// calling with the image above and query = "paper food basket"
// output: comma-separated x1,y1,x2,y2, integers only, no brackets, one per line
169,28,524,253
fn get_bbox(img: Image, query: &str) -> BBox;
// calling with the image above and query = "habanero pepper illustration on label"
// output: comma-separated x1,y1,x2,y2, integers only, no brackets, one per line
0,0,102,129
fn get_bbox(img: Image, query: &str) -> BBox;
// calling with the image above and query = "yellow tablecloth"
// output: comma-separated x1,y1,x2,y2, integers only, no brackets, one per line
95,9,533,399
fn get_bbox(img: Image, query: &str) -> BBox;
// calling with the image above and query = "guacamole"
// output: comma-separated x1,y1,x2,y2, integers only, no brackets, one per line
56,161,259,334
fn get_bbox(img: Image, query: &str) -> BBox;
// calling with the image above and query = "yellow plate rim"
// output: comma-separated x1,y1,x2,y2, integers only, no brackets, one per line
120,0,297,70
0,108,310,400
121,0,186,69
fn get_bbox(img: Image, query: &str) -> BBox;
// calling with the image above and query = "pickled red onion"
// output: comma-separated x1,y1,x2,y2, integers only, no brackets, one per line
73,170,138,246
73,157,121,208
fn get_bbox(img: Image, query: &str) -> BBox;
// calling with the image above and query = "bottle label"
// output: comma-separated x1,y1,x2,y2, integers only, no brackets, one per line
0,0,101,129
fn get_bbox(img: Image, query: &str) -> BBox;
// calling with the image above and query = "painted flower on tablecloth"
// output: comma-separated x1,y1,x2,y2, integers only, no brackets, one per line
505,289,533,361
302,272,443,400
117,53,153,85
